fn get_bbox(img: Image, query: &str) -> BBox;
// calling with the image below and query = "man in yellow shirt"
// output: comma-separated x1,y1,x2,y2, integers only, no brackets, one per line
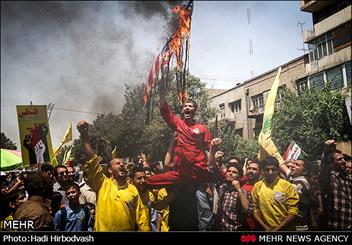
77,120,150,231
252,156,299,231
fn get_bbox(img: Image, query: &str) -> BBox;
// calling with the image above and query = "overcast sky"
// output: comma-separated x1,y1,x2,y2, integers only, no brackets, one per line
1,1,312,149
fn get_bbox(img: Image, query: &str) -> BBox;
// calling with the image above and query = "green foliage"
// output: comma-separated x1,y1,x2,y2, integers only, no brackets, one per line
272,82,351,161
235,137,260,160
0,132,17,150
216,122,259,162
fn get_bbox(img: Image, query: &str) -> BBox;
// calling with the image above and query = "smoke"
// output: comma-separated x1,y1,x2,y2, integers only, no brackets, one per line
1,1,179,146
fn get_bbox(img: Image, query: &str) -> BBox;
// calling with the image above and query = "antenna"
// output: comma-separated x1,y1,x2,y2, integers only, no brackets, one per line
247,1,255,78
297,21,307,55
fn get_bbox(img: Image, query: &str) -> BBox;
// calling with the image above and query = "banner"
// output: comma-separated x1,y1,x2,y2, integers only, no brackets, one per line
16,105,54,167
257,67,285,165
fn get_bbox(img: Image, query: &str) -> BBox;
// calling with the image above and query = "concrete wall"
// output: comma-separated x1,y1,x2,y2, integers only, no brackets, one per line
210,55,307,140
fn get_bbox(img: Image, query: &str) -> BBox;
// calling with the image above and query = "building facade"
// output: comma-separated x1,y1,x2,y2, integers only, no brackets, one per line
208,0,351,140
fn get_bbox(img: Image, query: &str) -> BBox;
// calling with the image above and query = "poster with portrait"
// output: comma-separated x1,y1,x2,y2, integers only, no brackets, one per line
16,105,54,167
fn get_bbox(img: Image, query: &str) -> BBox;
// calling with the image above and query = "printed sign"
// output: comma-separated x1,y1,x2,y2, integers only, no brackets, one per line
17,105,54,167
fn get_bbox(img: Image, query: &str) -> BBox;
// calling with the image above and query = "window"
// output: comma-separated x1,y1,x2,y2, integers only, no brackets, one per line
346,61,351,86
309,73,324,89
251,94,264,113
229,99,241,113
326,32,334,55
276,85,286,102
219,103,225,118
327,66,343,89
296,78,308,94
308,33,335,63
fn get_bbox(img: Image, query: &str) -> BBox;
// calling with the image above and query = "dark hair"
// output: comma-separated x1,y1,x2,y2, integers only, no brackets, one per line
247,158,262,169
227,162,243,177
261,156,280,169
0,190,22,220
184,99,198,110
41,163,54,173
25,171,53,197
130,166,146,179
302,159,313,175
53,165,68,178
65,182,80,192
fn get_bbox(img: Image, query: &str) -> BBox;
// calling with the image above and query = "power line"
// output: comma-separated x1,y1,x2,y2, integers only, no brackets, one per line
53,106,99,115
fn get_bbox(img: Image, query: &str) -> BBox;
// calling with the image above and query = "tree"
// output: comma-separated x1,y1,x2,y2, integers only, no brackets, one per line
0,132,17,150
215,122,259,163
272,83,351,160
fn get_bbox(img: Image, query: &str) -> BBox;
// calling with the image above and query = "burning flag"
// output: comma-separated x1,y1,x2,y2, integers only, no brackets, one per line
144,0,194,109
257,67,285,165
283,140,308,161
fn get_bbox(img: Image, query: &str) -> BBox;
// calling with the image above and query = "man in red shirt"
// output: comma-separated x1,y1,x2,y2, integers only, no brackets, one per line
146,78,221,187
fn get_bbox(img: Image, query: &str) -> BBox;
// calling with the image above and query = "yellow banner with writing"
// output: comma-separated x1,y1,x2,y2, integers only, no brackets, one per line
16,105,54,167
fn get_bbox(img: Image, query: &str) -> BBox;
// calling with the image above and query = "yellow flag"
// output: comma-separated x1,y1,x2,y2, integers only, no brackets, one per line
62,123,72,144
52,156,58,167
63,147,73,164
112,146,117,158
52,123,72,162
257,67,285,165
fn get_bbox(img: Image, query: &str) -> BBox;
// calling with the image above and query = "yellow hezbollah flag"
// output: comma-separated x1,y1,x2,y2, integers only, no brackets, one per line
257,67,285,165
62,123,72,144
52,123,72,166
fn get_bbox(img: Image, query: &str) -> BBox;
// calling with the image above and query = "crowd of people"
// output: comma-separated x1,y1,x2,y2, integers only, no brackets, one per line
1,78,351,232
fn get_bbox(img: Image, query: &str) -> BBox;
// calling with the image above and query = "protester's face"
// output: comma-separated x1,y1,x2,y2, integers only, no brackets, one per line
262,165,279,184
182,102,196,120
291,160,305,177
226,166,240,182
16,191,27,207
145,170,151,179
132,171,147,192
333,152,345,169
285,161,295,172
67,167,75,181
66,187,80,201
109,158,126,179
345,161,352,174
56,167,68,186
246,162,261,183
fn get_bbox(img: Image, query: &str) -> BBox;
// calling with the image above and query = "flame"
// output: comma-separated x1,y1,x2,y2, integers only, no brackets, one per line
162,5,191,70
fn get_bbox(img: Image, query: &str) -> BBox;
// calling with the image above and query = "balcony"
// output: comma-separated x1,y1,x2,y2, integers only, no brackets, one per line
303,29,316,42
305,46,351,74
300,0,336,13
303,5,351,43
315,5,351,38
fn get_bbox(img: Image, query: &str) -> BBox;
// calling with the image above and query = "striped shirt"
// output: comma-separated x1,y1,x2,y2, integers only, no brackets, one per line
216,183,252,231
328,170,352,230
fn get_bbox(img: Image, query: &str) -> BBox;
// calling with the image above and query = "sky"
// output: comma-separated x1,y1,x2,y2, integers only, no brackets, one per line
1,1,312,149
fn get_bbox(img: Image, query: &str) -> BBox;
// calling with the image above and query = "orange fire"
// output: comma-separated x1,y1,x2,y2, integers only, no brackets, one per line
162,4,191,70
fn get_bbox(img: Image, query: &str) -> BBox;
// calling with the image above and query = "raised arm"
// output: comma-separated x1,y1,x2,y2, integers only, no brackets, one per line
232,180,251,213
77,120,105,192
207,138,222,166
77,121,95,160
